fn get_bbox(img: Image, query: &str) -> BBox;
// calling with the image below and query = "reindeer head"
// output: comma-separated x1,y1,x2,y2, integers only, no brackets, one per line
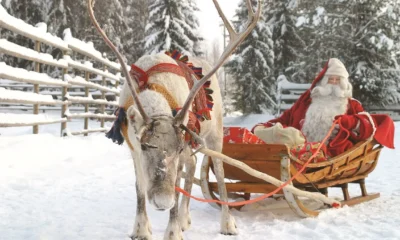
87,0,262,211
127,90,185,210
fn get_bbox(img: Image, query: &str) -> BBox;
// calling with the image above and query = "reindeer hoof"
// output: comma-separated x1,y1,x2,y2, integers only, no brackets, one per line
130,235,151,240
220,214,238,235
130,223,152,240
164,221,183,240
179,215,191,232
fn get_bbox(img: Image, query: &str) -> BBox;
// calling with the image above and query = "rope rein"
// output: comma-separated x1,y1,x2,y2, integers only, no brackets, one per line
175,119,341,208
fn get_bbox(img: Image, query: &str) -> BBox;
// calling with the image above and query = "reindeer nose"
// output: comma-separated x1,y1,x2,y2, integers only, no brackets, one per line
150,194,175,211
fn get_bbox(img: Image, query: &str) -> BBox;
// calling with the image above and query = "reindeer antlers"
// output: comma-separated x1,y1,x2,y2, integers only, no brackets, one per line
174,0,263,124
87,0,151,125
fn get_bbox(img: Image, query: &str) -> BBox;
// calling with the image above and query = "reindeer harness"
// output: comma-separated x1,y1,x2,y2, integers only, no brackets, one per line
106,51,214,150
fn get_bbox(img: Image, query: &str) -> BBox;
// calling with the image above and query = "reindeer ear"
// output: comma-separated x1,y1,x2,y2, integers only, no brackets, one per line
127,106,144,133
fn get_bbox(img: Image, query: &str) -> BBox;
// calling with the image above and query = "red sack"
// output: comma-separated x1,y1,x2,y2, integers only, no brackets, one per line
223,127,266,144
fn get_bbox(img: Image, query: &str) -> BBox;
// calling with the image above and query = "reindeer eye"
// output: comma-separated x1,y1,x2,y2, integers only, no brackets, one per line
141,143,158,150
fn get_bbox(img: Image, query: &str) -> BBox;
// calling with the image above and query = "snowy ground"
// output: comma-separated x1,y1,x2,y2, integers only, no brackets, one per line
0,113,399,240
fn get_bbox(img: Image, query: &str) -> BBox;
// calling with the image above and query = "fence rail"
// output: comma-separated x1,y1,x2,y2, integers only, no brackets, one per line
0,5,122,136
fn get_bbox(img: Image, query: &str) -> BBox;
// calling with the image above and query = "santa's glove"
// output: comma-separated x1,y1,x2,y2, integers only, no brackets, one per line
334,115,359,130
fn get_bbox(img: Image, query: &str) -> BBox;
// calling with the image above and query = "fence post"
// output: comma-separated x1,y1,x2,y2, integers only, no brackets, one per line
101,55,107,128
33,40,41,134
84,67,90,136
61,50,69,136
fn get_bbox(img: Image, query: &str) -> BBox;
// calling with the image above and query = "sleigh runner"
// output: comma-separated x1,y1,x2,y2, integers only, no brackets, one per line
200,137,383,217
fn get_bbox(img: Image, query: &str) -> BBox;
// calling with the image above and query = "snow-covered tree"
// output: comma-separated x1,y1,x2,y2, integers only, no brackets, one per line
224,0,275,114
265,0,306,82
289,2,328,83
319,0,400,105
144,0,203,56
181,0,203,56
124,0,148,62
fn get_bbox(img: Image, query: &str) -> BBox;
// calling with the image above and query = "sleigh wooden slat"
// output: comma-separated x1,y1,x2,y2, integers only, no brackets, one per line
201,139,383,216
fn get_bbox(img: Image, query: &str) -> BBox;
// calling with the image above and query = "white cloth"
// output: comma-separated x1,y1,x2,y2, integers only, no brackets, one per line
254,123,305,147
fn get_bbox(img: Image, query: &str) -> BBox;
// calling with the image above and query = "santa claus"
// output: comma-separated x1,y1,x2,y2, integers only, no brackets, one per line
253,58,395,157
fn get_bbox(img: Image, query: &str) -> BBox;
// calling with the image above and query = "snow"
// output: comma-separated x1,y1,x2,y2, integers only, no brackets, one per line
63,28,121,71
0,87,63,104
0,39,68,68
0,112,67,126
0,4,69,51
65,94,119,107
63,56,121,82
65,111,116,120
35,22,47,33
278,77,311,90
65,74,120,94
296,16,306,27
0,62,69,87
0,113,399,240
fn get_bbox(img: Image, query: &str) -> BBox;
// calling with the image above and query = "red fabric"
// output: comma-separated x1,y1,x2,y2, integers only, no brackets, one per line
253,59,395,157
130,64,149,90
290,142,328,170
223,127,265,144
130,63,185,90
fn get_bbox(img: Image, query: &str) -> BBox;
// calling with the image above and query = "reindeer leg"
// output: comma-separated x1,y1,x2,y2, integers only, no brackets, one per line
130,157,152,240
178,148,196,231
205,135,237,235
164,160,184,240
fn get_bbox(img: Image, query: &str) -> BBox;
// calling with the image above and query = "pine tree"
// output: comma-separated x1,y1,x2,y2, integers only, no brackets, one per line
125,0,148,62
265,0,306,82
181,0,203,56
292,1,328,83
144,0,203,56
224,0,275,114
317,0,400,105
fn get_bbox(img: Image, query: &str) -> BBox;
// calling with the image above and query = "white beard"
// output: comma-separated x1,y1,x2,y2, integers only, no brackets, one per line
301,84,349,143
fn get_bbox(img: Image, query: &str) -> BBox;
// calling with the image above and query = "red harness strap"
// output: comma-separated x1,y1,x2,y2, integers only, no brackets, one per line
130,63,185,90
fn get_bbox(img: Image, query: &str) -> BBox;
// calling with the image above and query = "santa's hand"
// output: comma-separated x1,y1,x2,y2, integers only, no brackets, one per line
334,115,359,129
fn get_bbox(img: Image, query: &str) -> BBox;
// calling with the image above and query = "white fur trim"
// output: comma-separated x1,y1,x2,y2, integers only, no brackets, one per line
358,112,377,140
325,58,349,79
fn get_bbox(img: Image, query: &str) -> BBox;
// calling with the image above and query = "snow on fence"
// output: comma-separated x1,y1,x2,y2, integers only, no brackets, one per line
276,76,310,115
0,5,122,136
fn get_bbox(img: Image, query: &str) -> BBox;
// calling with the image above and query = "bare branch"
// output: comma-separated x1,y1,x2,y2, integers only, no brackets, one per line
87,0,150,125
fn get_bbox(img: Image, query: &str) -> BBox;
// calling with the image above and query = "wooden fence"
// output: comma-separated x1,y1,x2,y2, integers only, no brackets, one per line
0,5,121,136
276,78,310,116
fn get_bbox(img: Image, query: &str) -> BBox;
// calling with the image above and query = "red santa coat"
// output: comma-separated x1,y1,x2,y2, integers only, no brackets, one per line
253,61,395,157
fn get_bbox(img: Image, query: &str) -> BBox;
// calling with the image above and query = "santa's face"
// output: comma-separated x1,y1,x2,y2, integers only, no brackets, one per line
311,76,351,99
327,75,340,85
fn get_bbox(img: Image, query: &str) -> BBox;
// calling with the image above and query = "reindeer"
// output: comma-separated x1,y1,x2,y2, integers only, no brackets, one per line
87,0,262,239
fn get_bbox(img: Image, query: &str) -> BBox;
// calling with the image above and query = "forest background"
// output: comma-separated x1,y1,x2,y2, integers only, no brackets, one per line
1,0,400,114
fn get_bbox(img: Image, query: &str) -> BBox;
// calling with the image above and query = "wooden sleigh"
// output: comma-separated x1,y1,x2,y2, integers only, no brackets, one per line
200,139,383,217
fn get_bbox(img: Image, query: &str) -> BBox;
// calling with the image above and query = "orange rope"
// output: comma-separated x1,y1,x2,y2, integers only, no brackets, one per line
175,119,341,208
